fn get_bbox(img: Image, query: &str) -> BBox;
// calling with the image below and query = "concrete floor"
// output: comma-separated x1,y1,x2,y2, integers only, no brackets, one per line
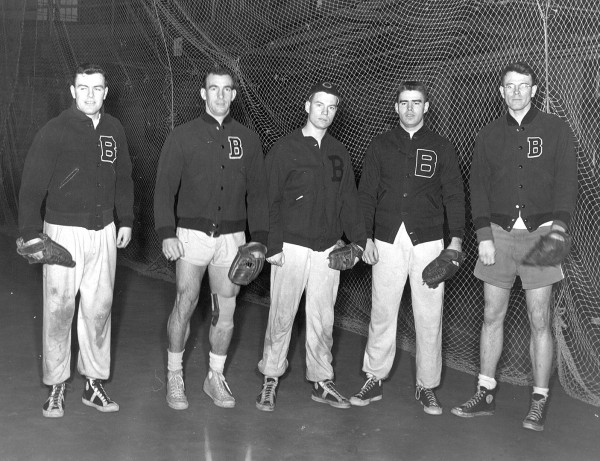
0,231,598,461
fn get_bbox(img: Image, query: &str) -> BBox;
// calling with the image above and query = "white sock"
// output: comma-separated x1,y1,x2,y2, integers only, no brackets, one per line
478,374,497,390
167,350,184,373
533,386,549,398
209,352,226,374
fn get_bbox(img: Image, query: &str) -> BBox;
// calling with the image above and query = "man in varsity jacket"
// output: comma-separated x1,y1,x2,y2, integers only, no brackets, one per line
452,62,577,432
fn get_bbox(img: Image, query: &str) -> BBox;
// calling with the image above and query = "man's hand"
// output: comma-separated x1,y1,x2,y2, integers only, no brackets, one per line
362,238,379,265
478,240,496,266
267,252,285,267
162,237,185,261
116,227,132,249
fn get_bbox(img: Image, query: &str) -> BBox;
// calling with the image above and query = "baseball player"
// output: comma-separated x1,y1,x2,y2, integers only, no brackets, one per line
452,62,577,431
255,82,367,412
18,63,134,417
349,81,465,415
154,66,268,410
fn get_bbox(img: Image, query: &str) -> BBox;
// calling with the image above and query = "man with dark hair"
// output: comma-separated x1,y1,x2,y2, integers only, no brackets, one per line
452,62,577,432
255,82,367,412
18,63,134,417
350,81,465,415
154,66,268,410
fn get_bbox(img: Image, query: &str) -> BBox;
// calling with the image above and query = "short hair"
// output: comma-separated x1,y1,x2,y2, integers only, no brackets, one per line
500,62,537,86
395,81,429,102
202,65,237,89
73,63,107,86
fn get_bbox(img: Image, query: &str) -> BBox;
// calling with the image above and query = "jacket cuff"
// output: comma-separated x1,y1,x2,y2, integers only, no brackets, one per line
476,227,493,243
20,228,41,242
156,226,177,241
250,231,268,248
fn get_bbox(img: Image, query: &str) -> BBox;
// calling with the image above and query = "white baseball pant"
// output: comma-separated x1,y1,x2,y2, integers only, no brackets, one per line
363,224,444,388
258,242,340,382
42,222,117,385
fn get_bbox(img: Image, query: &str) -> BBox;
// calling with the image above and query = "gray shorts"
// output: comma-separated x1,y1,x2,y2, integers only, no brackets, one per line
474,223,564,290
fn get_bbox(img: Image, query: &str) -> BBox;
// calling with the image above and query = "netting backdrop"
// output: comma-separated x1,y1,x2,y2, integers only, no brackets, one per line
1,0,599,406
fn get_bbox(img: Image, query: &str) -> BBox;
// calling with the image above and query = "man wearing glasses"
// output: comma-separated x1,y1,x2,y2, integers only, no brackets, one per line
452,62,577,432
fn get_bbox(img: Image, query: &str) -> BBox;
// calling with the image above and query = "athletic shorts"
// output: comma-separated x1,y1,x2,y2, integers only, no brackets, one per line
474,223,563,290
176,228,245,268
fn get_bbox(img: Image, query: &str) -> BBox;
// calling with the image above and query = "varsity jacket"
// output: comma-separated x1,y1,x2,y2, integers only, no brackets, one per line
154,112,268,245
359,125,465,245
470,107,578,242
18,104,134,241
266,129,367,257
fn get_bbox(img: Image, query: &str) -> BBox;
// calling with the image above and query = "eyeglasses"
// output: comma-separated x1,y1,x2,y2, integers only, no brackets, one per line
503,83,532,94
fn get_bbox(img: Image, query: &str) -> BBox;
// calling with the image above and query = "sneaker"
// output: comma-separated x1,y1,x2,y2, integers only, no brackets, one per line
311,380,351,409
166,370,189,410
82,378,119,413
203,369,235,408
256,377,278,412
522,393,548,431
415,385,442,415
349,376,382,406
451,386,496,418
42,383,65,418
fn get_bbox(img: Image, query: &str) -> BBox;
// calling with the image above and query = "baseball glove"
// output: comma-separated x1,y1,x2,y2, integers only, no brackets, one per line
522,229,572,267
327,241,363,271
228,242,267,285
422,249,464,289
16,233,76,267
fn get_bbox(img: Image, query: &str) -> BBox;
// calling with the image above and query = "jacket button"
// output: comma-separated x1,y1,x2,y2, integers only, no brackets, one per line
403,193,408,197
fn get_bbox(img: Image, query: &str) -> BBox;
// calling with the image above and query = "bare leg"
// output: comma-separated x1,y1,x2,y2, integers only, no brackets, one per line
167,259,206,352
525,285,553,388
480,283,511,379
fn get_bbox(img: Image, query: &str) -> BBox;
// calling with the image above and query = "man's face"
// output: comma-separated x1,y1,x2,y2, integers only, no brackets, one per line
500,71,537,112
305,92,339,130
395,90,429,131
70,72,108,118
201,73,236,119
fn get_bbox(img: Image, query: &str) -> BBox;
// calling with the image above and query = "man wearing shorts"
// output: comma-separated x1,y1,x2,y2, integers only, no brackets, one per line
451,62,577,431
154,66,268,410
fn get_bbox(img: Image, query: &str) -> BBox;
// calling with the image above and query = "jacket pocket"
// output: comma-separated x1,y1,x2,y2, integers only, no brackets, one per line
58,168,80,189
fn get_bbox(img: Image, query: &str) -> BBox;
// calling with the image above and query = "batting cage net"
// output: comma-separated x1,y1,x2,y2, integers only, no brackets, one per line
1,0,599,406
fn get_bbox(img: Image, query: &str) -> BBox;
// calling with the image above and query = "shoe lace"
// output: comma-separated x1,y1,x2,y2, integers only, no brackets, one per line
90,380,111,404
463,387,487,409
356,377,378,397
215,372,233,396
168,373,186,399
526,397,546,421
261,379,278,403
416,386,440,407
49,384,65,407
322,380,345,401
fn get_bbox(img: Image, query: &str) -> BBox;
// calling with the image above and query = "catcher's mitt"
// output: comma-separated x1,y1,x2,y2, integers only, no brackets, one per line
327,241,363,271
228,242,267,285
16,233,76,268
422,249,464,289
522,229,572,267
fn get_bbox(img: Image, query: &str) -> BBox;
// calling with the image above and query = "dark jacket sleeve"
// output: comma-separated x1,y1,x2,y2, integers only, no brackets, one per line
440,141,465,240
114,122,134,229
153,131,184,241
245,137,269,246
340,152,367,249
18,124,60,241
552,120,578,230
265,143,284,257
469,131,493,242
358,141,380,239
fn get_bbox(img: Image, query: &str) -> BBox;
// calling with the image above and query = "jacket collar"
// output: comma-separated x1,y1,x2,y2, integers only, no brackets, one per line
201,111,233,126
394,124,428,140
68,101,105,123
506,106,539,126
